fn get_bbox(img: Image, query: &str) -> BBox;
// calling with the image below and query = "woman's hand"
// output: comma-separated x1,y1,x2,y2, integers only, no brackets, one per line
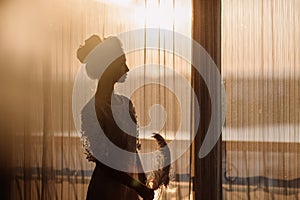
141,188,154,200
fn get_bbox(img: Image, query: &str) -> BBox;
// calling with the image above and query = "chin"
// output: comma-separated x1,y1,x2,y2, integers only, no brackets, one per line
118,76,127,83
117,79,126,83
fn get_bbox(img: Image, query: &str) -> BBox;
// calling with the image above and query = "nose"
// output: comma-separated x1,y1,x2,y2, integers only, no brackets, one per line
124,64,129,73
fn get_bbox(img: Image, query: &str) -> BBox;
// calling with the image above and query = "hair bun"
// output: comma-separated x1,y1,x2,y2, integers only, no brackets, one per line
77,35,102,63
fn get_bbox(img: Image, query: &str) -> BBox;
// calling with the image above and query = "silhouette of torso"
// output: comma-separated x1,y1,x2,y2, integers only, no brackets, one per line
82,92,140,200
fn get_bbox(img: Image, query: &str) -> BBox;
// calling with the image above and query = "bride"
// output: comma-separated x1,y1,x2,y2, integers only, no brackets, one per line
76,35,169,200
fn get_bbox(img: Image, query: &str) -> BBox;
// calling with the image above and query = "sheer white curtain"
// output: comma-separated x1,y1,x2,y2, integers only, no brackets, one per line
222,0,300,199
1,0,193,199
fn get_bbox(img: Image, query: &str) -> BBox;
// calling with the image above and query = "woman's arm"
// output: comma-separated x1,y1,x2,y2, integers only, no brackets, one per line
136,152,147,184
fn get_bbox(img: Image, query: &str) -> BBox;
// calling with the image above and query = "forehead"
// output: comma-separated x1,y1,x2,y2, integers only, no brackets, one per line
111,55,126,66
119,55,126,62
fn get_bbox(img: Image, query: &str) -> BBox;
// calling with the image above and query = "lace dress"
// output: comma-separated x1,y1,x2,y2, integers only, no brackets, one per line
81,92,141,200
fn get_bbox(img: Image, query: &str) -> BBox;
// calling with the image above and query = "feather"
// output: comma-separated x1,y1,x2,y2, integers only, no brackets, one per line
146,133,171,190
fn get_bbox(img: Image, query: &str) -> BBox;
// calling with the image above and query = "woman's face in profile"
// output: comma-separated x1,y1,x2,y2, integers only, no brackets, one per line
106,55,129,83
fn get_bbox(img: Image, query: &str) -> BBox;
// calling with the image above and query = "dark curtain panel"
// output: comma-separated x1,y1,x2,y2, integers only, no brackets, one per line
192,0,222,199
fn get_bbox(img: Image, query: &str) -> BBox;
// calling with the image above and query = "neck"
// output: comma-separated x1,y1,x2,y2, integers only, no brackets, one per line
96,78,116,103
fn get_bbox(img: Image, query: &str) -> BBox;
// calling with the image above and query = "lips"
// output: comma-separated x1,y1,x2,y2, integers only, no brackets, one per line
122,75,127,81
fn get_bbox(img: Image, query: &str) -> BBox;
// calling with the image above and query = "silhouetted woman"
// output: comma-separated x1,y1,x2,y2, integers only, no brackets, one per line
76,35,154,200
